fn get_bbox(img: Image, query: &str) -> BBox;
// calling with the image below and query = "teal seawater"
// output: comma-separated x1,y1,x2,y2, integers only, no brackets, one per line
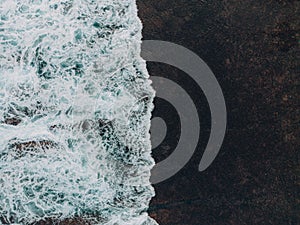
0,0,157,224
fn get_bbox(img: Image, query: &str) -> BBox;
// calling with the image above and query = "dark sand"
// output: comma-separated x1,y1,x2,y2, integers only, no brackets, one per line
138,0,299,224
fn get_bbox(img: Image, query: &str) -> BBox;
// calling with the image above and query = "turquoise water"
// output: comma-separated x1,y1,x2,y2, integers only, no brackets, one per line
0,0,156,224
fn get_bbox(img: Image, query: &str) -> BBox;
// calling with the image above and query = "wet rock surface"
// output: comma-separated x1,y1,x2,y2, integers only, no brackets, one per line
137,0,299,224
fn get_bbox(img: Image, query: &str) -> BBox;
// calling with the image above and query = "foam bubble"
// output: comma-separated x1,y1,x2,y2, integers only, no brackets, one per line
0,0,157,224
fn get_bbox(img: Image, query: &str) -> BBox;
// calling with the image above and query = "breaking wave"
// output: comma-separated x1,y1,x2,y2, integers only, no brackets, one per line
0,0,157,224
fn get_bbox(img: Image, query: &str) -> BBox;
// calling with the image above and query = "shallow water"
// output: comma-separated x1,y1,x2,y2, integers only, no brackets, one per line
0,1,157,224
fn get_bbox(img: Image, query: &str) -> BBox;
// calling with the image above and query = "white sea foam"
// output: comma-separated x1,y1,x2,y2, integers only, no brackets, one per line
0,0,157,224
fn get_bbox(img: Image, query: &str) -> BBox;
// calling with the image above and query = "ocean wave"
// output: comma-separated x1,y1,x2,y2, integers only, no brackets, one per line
0,0,157,224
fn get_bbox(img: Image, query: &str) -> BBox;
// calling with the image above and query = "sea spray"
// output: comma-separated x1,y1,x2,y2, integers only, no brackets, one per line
0,0,157,224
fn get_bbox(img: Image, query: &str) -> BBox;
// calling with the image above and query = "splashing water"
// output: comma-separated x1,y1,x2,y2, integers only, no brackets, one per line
0,0,157,224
